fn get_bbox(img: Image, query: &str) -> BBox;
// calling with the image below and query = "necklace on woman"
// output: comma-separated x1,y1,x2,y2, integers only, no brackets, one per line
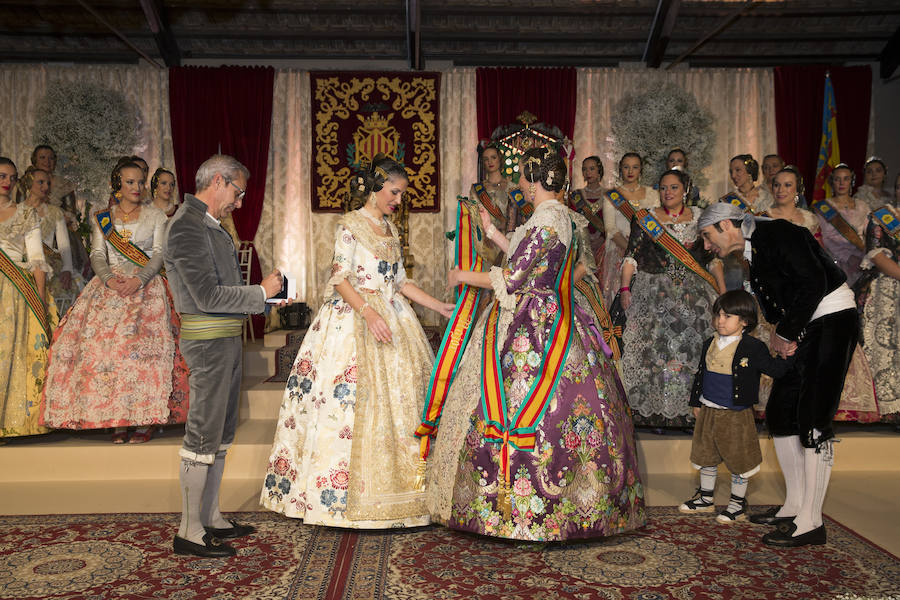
663,204,685,220
584,181,603,194
362,206,388,232
485,178,504,188
117,203,140,223
622,183,640,194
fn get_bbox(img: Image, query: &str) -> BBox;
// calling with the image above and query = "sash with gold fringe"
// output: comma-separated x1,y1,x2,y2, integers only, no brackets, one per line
570,190,605,233
508,189,534,219
95,210,151,268
574,278,621,361
607,190,637,223
473,182,505,222
809,198,865,251
634,208,719,291
872,205,900,244
719,192,754,213
415,199,485,476
481,223,577,519
0,247,49,336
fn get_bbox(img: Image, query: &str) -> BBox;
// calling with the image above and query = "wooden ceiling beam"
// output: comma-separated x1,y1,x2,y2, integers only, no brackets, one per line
880,26,900,79
666,0,758,69
643,0,681,68
74,0,163,67
139,0,180,66
406,0,422,69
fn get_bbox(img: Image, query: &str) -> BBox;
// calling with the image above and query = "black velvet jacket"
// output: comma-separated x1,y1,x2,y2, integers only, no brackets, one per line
689,334,794,409
747,219,846,342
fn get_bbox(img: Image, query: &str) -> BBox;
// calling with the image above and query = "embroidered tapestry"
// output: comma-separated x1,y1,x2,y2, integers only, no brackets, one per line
310,72,441,212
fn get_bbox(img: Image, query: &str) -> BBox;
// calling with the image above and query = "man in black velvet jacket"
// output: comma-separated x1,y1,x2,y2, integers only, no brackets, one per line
698,203,857,548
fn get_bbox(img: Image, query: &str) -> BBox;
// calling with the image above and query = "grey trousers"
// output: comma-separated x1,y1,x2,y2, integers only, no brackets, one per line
179,336,243,464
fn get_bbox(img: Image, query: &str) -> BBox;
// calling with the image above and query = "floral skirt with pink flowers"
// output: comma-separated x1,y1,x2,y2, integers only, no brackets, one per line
40,273,189,429
260,290,434,529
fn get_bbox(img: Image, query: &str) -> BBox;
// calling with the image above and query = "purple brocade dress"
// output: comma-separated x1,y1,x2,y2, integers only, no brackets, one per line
425,200,646,542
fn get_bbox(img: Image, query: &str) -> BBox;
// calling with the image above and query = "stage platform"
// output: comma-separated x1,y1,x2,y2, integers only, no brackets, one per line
2,331,898,557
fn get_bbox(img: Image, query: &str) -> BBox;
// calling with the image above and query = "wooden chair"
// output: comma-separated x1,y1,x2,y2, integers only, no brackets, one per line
237,241,255,342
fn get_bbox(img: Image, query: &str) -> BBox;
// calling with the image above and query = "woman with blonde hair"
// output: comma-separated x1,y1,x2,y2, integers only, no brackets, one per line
0,157,54,438
16,166,83,314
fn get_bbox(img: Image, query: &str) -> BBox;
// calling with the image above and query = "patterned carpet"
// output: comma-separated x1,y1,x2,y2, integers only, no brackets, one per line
0,508,897,600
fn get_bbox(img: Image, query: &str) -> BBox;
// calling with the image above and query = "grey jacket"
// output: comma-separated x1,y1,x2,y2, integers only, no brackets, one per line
163,194,264,317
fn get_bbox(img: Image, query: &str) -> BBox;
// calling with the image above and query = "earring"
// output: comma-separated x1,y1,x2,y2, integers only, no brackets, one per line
682,192,688,202
794,194,800,206
367,191,377,206
529,181,536,202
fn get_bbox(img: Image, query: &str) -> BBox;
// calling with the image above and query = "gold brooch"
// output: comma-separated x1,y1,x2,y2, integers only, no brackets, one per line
739,358,749,367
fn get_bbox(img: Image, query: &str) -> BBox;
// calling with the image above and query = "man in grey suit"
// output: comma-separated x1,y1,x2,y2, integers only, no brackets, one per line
165,154,283,558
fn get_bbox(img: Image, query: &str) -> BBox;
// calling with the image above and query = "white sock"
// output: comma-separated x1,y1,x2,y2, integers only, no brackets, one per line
792,440,834,536
728,474,749,511
201,450,231,529
699,466,717,499
772,435,804,517
178,458,209,544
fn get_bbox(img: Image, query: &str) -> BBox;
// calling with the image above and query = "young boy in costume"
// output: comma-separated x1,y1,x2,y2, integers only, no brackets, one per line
679,290,793,523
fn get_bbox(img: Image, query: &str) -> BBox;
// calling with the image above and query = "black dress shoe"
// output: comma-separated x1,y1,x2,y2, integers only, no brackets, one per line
750,506,795,526
173,533,236,558
762,522,826,547
204,520,256,540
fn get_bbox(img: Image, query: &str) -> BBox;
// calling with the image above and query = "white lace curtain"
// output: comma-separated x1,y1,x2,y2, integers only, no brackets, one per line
1,64,773,323
573,67,776,199
0,64,174,197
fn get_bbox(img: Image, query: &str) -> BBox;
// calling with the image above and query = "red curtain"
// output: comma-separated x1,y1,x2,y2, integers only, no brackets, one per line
774,65,872,194
169,65,275,336
476,68,577,140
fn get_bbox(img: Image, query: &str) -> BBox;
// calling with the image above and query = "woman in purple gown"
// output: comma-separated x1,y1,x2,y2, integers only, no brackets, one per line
423,147,646,542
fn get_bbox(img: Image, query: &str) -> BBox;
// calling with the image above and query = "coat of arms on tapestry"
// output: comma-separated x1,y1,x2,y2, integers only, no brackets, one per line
310,72,441,212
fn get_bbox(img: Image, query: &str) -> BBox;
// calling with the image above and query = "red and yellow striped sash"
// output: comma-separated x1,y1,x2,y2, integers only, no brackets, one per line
809,198,865,251
95,210,151,268
416,200,485,461
574,278,621,361
571,190,605,233
719,192,753,214
481,224,577,517
473,182,505,222
635,208,718,291
0,247,49,336
607,190,637,223
508,189,534,219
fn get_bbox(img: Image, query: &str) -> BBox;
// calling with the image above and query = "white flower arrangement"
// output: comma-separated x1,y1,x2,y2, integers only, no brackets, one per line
611,82,715,193
33,81,140,206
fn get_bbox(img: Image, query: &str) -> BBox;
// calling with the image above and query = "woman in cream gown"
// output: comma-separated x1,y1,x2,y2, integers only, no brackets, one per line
261,156,453,528
17,167,83,315
0,157,55,439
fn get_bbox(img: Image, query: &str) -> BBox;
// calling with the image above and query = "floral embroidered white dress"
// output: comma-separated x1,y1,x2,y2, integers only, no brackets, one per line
261,209,433,528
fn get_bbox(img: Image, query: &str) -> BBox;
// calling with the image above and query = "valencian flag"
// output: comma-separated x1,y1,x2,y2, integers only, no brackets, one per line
812,72,840,201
